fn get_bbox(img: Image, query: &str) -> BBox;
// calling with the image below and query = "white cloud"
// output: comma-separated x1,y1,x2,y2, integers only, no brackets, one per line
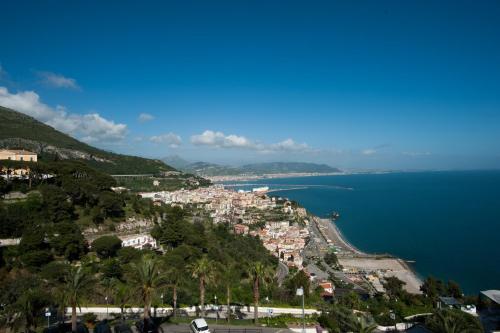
270,138,311,152
0,86,127,143
191,130,256,149
362,149,377,155
138,113,155,122
37,71,80,90
150,132,182,148
190,130,314,153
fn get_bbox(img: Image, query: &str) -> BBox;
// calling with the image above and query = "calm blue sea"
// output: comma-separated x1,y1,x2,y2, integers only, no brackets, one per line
227,171,500,294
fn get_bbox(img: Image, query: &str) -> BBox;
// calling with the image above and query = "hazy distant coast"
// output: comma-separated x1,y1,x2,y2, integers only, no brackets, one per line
210,171,346,182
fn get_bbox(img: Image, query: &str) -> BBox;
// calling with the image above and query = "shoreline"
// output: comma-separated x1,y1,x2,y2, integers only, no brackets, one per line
210,172,346,182
312,216,423,294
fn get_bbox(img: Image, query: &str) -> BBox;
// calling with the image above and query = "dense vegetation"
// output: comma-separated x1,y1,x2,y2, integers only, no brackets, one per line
0,106,174,174
0,160,325,333
0,159,487,333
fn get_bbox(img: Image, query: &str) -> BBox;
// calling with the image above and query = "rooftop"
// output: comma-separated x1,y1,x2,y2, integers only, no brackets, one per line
481,290,500,305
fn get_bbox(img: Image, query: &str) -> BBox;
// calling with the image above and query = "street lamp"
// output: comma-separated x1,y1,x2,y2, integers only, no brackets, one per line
105,296,108,318
45,308,51,329
214,295,218,324
160,294,164,317
296,287,305,333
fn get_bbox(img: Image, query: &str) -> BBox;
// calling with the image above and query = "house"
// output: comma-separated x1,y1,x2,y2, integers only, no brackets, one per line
319,281,334,295
119,234,157,250
0,149,38,177
234,224,249,235
0,149,38,162
437,296,461,309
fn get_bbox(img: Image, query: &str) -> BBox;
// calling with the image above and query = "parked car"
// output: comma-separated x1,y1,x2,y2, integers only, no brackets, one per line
189,318,210,333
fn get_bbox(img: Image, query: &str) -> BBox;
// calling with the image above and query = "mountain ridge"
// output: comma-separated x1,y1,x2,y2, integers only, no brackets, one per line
0,106,174,175
162,156,342,177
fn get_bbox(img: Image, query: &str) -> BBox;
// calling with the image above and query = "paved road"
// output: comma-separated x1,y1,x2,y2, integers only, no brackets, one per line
161,323,292,333
276,262,289,285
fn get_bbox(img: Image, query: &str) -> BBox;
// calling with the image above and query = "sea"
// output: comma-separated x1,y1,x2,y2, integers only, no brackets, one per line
226,170,500,295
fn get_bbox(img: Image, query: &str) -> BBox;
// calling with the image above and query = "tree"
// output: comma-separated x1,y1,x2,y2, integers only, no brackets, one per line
425,309,483,333
91,235,122,259
420,276,445,301
128,255,168,321
61,266,95,333
189,256,216,318
112,280,132,317
220,263,240,323
321,306,377,333
382,276,406,300
98,191,125,219
287,270,311,298
40,185,75,223
160,251,186,317
247,262,274,323
0,178,10,197
447,280,463,299
3,288,48,333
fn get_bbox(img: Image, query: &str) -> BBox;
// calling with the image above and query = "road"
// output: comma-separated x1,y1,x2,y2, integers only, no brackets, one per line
276,262,289,285
161,323,292,333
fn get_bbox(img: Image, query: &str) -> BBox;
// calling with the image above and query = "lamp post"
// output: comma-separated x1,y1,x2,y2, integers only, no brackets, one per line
296,287,305,333
105,296,109,319
45,308,51,329
214,295,218,324
160,294,164,317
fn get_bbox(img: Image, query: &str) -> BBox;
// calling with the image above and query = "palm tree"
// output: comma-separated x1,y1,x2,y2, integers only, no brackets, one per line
247,262,274,324
332,307,377,333
3,288,40,333
112,280,132,318
62,266,95,333
189,256,215,318
128,255,168,321
220,263,239,324
425,309,483,333
164,266,183,317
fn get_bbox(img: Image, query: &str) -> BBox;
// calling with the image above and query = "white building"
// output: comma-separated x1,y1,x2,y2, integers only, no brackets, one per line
120,234,157,250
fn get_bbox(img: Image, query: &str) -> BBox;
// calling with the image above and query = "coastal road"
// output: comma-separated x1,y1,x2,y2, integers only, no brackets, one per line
162,323,293,333
276,262,289,285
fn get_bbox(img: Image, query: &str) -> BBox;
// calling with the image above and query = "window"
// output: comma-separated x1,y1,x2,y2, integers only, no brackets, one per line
20,157,24,161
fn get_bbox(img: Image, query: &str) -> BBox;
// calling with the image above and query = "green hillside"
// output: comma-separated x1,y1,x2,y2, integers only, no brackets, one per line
0,106,173,174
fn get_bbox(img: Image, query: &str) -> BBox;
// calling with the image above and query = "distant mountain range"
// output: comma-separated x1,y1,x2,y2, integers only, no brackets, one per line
0,106,175,175
163,156,341,177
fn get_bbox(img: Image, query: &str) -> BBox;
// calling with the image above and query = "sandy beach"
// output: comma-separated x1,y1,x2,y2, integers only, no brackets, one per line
313,217,423,294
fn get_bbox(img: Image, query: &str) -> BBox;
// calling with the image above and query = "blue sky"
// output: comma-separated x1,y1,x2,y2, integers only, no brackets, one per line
1,1,500,169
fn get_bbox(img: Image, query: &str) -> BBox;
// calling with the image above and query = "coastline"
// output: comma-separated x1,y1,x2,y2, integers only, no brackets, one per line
210,172,346,183
312,216,423,294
